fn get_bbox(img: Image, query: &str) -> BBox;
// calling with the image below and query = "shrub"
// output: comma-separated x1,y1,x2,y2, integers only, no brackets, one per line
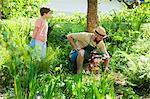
0,0,47,19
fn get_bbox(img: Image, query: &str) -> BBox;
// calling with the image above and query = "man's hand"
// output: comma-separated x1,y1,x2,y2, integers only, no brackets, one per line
105,67,110,73
77,49,85,57
106,55,110,59
76,48,81,52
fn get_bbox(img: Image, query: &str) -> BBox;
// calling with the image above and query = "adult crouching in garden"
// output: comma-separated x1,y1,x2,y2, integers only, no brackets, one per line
67,26,110,74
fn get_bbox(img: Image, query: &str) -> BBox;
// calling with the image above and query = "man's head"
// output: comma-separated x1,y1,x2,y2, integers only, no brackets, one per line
94,26,107,44
40,7,52,18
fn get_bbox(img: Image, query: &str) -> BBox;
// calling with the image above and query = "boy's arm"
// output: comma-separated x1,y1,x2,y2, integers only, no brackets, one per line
32,26,39,38
32,19,41,38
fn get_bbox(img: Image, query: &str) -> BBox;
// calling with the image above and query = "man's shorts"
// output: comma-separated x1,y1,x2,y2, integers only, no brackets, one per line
70,50,107,63
70,50,78,63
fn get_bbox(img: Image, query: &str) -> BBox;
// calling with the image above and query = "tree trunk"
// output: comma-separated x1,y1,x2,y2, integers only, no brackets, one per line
87,0,99,32
0,2,2,19
0,0,3,19
0,11,2,19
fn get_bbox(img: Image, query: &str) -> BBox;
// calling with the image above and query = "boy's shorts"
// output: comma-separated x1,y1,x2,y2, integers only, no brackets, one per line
34,40,46,58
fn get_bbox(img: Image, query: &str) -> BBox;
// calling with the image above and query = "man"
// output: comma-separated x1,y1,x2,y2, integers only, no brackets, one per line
67,26,110,74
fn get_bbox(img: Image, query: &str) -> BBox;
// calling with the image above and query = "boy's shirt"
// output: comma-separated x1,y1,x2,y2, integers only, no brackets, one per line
34,17,48,43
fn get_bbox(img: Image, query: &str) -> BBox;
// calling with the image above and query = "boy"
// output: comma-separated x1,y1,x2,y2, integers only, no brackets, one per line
32,7,52,58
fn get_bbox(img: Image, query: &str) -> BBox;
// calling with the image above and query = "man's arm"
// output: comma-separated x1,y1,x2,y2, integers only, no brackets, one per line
66,34,79,51
98,41,110,59
103,50,110,59
98,41,110,73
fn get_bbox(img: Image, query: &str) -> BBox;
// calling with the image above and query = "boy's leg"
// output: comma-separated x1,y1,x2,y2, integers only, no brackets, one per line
41,43,46,59
76,49,85,74
35,40,43,59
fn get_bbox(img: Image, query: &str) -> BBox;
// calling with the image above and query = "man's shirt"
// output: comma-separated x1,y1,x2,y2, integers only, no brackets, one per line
67,32,107,53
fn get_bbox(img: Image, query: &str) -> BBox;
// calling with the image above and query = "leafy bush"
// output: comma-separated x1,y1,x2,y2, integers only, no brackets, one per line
0,0,47,19
100,3,149,54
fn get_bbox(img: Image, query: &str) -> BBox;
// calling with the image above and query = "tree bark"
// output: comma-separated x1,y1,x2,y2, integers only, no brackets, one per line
0,0,3,19
0,1,2,19
87,0,99,32
0,11,2,19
